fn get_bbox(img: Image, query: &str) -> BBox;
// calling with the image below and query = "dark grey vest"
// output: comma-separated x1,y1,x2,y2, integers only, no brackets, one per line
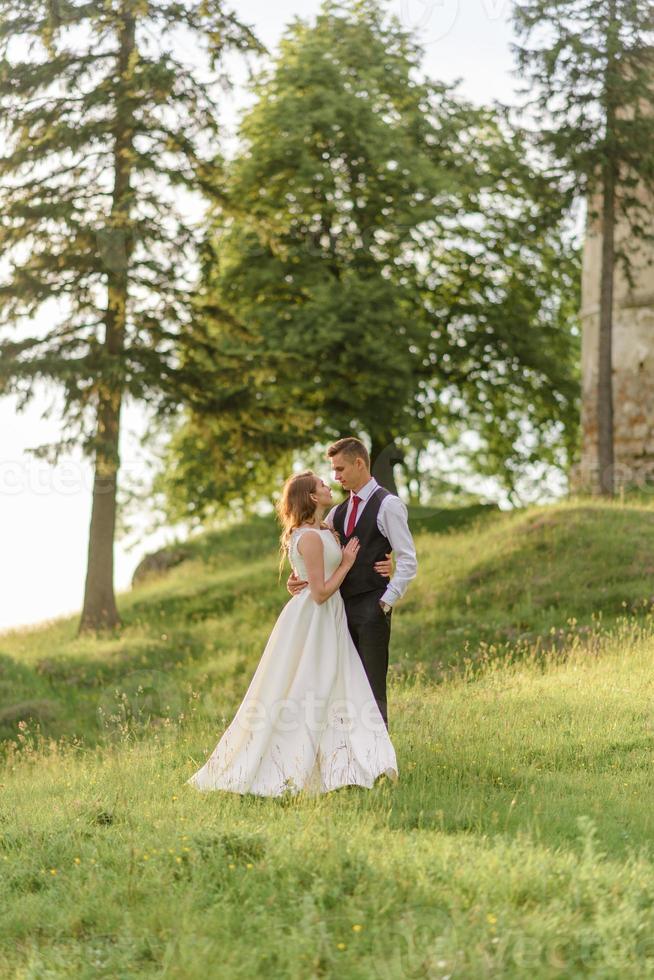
333,486,392,599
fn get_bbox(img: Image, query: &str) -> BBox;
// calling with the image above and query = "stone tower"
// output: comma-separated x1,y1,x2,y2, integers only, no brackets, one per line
574,194,654,491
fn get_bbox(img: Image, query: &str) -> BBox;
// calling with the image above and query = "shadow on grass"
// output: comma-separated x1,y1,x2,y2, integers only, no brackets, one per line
407,502,499,535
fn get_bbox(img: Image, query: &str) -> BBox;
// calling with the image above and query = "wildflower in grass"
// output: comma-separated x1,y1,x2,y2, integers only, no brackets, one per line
486,914,497,925
228,863,235,869
50,868,57,875
246,863,253,869
352,924,363,933
172,795,178,801
336,943,346,950
74,857,81,865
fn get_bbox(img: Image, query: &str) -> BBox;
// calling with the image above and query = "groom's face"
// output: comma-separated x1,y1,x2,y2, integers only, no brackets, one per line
330,452,365,492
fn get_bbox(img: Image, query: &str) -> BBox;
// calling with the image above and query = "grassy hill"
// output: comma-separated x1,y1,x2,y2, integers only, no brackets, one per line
3,496,654,746
3,496,654,976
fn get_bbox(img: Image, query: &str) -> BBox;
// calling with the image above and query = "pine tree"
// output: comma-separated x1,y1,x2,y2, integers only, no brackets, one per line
512,0,654,495
0,0,262,631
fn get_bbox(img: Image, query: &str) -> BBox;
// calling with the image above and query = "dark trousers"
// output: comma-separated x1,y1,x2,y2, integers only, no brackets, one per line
343,589,392,729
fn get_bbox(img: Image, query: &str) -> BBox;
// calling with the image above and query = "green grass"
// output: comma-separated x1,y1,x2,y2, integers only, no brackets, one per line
4,495,654,976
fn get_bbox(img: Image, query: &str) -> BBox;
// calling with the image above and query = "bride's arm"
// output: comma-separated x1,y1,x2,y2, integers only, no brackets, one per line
297,532,360,605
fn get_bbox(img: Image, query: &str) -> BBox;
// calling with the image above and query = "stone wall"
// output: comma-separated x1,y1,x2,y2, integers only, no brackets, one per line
573,193,654,491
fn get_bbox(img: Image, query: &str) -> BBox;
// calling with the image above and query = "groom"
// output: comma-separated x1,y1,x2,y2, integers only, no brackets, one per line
287,436,418,729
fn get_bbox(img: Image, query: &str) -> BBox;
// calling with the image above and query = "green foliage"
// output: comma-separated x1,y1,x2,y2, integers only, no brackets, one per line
160,0,581,522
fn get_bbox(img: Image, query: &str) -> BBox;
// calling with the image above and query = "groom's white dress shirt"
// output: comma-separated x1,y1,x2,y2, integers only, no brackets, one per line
325,477,418,608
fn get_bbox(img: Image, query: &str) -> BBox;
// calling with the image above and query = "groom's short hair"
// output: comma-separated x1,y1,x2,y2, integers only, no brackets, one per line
327,437,370,470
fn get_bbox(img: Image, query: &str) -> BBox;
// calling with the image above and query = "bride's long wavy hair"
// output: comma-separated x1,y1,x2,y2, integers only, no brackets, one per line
275,469,339,577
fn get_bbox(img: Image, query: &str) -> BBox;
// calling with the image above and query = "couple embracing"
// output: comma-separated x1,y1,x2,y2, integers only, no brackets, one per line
186,437,418,797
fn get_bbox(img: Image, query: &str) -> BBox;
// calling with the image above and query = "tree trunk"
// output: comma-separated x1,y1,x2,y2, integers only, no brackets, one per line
78,389,124,632
597,167,615,495
597,38,618,497
78,9,135,633
370,432,404,495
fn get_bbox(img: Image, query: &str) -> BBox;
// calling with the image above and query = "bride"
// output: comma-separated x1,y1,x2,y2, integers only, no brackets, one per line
185,469,399,797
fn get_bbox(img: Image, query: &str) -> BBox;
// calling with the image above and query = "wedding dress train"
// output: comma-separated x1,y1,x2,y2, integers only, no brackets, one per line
186,527,398,796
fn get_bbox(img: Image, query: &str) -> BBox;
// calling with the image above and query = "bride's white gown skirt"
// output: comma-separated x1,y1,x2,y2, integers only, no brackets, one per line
186,528,398,797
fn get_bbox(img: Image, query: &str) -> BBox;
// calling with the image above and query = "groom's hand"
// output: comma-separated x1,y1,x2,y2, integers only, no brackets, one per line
374,552,393,579
287,571,308,596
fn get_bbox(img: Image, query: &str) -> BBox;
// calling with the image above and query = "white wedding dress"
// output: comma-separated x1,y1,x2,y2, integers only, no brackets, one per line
186,527,398,796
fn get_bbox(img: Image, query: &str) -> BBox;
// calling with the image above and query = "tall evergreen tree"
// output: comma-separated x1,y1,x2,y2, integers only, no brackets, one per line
158,0,580,523
512,0,654,495
0,0,262,631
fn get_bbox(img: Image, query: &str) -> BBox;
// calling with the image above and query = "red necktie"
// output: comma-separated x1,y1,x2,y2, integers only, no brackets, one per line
346,495,361,536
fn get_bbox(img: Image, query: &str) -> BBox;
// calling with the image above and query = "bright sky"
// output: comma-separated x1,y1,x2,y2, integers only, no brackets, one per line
0,0,516,634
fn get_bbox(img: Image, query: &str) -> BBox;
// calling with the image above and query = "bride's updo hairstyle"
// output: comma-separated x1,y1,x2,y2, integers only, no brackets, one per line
276,469,337,576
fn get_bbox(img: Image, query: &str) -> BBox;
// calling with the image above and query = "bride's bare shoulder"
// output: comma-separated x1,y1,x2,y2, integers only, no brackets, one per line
296,528,324,555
